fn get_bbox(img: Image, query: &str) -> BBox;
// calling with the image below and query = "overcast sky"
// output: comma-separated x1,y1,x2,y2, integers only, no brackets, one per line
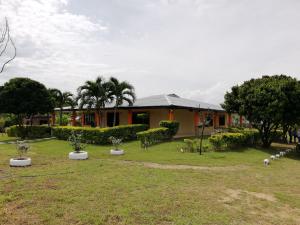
1,0,300,104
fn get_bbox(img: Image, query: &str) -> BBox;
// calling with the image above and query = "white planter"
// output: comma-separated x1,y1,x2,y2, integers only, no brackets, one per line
110,149,124,155
10,158,31,167
69,151,88,160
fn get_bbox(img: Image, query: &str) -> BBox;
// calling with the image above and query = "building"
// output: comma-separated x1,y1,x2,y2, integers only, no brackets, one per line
54,94,245,137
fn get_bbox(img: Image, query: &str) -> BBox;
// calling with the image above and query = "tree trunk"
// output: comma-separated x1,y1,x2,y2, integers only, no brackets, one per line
47,112,50,127
30,114,33,126
59,108,63,126
113,106,117,127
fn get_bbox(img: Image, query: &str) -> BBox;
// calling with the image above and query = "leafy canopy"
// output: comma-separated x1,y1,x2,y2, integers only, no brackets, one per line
0,77,54,117
222,75,300,147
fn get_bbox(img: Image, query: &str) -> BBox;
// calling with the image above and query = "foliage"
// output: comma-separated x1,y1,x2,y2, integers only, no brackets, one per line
108,77,136,126
222,75,300,147
0,114,18,128
0,117,5,133
0,78,54,129
77,76,113,127
56,114,70,126
49,89,74,126
15,140,30,159
137,127,169,149
208,134,224,150
208,129,260,150
182,139,198,152
68,131,86,153
109,136,123,150
159,120,180,138
52,124,148,144
6,125,52,139
296,143,300,156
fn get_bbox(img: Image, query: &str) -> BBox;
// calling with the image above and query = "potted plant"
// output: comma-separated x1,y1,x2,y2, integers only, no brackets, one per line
109,136,124,155
68,131,88,160
10,140,31,167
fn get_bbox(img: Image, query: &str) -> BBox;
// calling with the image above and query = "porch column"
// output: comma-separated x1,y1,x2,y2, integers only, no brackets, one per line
214,112,219,128
81,112,85,126
128,110,132,124
227,113,232,127
194,111,200,127
94,112,98,127
51,112,56,126
239,115,243,126
71,111,77,126
168,109,174,121
202,111,206,124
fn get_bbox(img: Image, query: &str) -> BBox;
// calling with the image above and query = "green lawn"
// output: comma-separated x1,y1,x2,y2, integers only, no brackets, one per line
0,133,16,142
0,139,300,225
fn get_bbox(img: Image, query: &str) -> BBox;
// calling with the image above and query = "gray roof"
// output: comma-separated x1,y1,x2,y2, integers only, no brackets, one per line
59,94,224,111
119,94,224,111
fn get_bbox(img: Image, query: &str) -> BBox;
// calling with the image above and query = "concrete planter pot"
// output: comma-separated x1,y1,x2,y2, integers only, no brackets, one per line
69,151,88,160
10,157,31,167
110,149,124,155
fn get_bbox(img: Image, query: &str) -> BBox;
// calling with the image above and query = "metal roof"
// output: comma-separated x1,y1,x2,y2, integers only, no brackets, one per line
58,94,224,111
119,94,224,111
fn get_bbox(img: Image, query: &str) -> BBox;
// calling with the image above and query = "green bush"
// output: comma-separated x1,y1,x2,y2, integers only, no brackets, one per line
6,125,52,139
52,124,148,144
137,127,169,148
159,120,179,138
209,129,260,150
57,114,70,126
208,134,224,150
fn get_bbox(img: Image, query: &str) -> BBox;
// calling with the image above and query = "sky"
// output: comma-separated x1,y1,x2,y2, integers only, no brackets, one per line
0,0,300,105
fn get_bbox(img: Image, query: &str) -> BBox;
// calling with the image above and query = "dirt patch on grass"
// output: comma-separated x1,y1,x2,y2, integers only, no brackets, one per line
118,160,247,171
221,189,277,203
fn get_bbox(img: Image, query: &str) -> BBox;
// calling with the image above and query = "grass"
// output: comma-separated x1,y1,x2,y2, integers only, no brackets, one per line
0,133,16,142
0,138,300,224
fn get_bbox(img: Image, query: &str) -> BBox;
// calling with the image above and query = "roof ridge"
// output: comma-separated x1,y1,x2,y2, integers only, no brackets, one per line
164,94,172,105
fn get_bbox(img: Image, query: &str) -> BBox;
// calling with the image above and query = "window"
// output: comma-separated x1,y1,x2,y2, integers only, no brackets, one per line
219,115,225,126
107,112,119,127
84,113,95,127
132,112,149,125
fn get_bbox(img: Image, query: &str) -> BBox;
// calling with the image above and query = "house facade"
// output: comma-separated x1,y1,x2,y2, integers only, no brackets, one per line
53,94,246,137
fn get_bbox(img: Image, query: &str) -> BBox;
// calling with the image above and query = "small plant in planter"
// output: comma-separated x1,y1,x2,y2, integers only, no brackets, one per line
109,136,124,155
10,140,31,167
68,131,88,160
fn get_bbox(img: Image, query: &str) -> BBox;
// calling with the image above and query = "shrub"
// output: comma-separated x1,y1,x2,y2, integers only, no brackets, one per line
6,125,52,139
16,140,30,159
68,131,86,153
208,129,260,150
183,139,196,152
57,114,70,126
52,124,148,144
208,134,224,150
137,127,169,149
159,120,179,138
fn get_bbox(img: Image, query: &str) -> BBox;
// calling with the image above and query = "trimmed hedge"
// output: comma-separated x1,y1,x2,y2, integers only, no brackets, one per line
6,125,52,139
137,127,169,147
52,124,148,144
159,120,179,138
208,129,260,150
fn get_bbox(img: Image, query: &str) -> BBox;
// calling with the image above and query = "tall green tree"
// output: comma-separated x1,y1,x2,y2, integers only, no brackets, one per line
0,78,54,128
77,76,112,127
222,75,300,147
109,77,136,126
49,89,74,126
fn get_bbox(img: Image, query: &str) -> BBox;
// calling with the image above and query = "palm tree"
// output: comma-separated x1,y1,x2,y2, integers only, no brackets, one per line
109,77,136,126
77,76,112,127
69,95,78,126
49,89,74,126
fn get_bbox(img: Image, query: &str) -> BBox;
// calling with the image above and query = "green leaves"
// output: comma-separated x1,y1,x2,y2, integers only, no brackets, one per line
222,75,300,147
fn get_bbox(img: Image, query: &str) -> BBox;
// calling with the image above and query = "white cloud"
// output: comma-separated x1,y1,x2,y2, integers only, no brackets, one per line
1,0,300,104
